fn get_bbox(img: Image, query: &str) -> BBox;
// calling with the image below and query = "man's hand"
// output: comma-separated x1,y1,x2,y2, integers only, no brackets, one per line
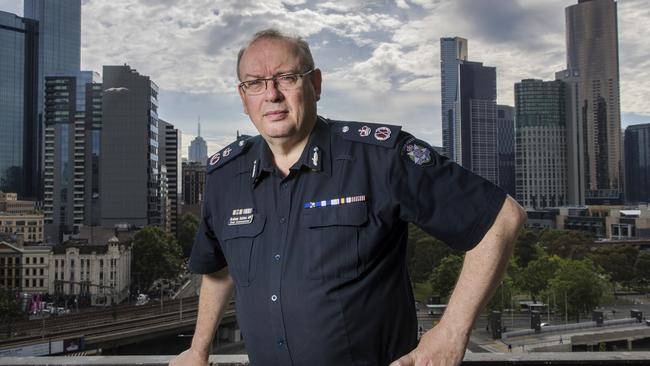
169,347,209,366
389,321,468,366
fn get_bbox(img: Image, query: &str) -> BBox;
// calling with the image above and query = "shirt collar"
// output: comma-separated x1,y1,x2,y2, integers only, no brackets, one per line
251,116,332,184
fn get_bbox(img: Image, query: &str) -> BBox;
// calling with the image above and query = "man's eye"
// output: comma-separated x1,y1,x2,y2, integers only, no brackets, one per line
246,80,263,87
278,75,298,83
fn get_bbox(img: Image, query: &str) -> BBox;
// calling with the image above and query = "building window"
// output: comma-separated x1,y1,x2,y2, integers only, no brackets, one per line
39,279,44,287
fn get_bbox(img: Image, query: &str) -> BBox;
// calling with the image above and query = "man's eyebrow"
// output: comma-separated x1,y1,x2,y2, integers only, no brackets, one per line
242,70,299,79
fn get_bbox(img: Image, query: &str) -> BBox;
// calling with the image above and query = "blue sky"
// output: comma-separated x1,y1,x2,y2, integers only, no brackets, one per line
1,0,648,157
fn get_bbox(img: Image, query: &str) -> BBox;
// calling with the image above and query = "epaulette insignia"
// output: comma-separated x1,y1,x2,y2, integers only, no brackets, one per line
335,121,402,148
207,137,253,174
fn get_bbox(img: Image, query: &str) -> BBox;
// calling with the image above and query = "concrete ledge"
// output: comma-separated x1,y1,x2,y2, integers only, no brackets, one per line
1,353,650,365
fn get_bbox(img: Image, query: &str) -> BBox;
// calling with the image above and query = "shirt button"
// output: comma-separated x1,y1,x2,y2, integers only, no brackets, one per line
271,294,278,302
281,183,288,190
277,339,285,347
279,217,286,224
274,254,281,261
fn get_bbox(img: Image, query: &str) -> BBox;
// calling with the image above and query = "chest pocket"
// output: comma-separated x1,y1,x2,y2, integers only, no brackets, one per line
221,214,266,287
301,204,368,280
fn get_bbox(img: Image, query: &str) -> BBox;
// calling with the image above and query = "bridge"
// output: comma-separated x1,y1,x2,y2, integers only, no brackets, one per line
0,296,241,356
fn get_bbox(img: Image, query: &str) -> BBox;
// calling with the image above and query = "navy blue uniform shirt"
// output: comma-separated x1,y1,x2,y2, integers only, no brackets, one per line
189,116,507,366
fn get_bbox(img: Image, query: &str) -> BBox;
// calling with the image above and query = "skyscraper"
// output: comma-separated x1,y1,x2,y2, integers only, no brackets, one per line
624,124,650,204
566,0,621,204
189,122,208,164
100,65,161,228
42,72,102,243
159,119,182,235
24,0,81,200
515,79,568,209
497,105,515,197
0,11,39,199
440,37,468,160
456,61,498,185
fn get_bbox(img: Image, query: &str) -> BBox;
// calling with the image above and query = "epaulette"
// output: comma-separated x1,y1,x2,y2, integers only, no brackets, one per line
207,136,255,174
332,120,402,148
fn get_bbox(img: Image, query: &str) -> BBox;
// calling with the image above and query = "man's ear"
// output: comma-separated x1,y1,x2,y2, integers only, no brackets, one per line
312,68,322,102
238,86,250,115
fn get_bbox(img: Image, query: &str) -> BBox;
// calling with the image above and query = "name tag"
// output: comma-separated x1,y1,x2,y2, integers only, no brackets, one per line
228,214,254,226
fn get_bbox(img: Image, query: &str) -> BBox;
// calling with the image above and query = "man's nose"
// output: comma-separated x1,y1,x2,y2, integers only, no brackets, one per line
264,79,283,101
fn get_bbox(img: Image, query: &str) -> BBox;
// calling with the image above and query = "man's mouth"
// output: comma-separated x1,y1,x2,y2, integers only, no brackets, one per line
264,110,289,120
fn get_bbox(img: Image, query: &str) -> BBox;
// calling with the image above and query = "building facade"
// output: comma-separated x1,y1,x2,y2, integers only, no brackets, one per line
0,11,39,200
0,213,44,243
440,37,468,160
566,0,622,204
0,235,131,305
100,65,161,228
182,162,206,219
497,105,516,197
159,120,182,234
189,122,208,164
43,72,102,243
515,79,568,209
457,61,498,185
624,123,650,204
0,192,36,214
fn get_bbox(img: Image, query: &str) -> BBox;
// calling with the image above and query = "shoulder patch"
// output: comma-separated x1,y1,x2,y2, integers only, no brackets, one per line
401,136,435,166
207,137,255,174
333,120,402,148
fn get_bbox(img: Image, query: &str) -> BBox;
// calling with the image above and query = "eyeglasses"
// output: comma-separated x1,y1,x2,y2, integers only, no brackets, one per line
239,69,314,95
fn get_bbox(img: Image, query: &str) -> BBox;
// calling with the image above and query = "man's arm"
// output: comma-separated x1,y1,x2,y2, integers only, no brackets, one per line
391,195,526,366
169,267,235,366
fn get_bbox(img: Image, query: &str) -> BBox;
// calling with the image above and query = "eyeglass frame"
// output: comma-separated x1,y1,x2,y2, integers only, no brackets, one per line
238,69,315,95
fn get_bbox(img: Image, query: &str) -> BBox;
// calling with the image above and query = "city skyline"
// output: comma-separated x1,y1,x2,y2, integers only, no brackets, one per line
0,0,648,156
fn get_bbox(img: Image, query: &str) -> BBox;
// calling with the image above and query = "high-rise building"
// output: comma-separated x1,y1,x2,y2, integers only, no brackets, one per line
566,0,622,204
497,105,515,197
182,162,206,219
440,37,468,160
555,70,585,206
24,0,81,201
624,124,650,204
0,11,39,200
159,119,182,234
189,122,208,164
100,65,161,228
515,79,568,209
456,61,498,185
42,72,102,243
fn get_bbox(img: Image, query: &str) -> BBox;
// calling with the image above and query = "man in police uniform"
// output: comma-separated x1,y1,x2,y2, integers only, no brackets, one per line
170,29,525,366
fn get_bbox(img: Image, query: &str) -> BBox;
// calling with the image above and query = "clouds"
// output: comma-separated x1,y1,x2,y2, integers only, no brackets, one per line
2,0,648,154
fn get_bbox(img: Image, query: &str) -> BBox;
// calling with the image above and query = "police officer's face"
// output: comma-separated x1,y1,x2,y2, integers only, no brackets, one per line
238,38,322,142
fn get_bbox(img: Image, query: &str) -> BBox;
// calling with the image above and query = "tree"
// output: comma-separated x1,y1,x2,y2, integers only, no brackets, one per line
589,245,639,290
514,251,561,303
539,229,593,259
429,254,464,301
634,252,650,290
132,226,184,293
177,213,199,258
407,224,458,283
0,289,22,337
514,228,539,268
544,258,611,322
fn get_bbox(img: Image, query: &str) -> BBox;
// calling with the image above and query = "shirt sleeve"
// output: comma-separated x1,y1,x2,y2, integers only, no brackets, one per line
388,134,507,251
188,176,228,274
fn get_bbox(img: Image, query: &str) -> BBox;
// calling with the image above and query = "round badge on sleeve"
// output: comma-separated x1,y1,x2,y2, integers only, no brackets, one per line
402,138,433,166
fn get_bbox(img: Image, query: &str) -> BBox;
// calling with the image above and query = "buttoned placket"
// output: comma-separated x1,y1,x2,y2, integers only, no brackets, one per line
268,172,295,365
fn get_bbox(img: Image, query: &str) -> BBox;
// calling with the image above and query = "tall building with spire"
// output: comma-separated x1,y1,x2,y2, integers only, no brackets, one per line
565,0,622,204
189,121,208,164
440,37,468,160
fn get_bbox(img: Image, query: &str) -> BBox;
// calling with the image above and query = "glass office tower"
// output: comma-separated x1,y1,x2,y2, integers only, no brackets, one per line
0,11,39,199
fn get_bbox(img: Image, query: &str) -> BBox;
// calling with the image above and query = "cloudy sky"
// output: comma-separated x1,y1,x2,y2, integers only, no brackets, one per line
1,0,648,157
